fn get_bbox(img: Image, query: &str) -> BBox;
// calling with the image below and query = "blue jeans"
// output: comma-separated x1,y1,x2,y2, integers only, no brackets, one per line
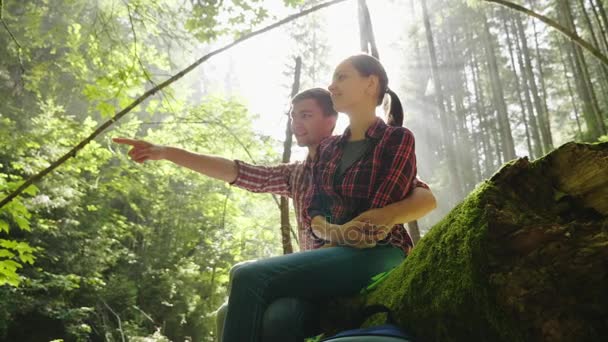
222,245,405,342
217,297,320,342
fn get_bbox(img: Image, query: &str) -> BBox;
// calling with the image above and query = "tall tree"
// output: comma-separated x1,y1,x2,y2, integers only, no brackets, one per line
501,8,533,157
279,57,302,255
514,12,553,153
558,0,606,139
480,10,517,161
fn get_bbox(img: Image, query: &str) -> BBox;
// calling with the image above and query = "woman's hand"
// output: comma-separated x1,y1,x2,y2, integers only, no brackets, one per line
113,137,166,163
311,216,376,249
338,219,377,249
350,208,396,241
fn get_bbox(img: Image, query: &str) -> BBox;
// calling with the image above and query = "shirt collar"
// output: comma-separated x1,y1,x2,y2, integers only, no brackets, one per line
338,116,387,145
303,152,317,169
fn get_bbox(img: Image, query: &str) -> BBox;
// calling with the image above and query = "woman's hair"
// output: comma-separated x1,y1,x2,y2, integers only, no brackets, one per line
347,54,403,127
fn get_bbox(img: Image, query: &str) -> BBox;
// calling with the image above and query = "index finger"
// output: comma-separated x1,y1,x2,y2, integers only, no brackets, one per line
112,137,146,147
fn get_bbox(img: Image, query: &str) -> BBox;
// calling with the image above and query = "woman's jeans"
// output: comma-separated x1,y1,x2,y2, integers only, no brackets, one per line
221,245,405,342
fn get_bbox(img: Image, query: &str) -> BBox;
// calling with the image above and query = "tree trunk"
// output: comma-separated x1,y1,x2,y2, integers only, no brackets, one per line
322,142,608,341
558,0,606,139
512,14,543,158
280,57,302,255
470,50,494,177
514,13,553,154
591,0,608,54
502,8,533,158
446,32,476,192
557,37,584,137
421,0,465,205
357,0,379,59
481,10,517,161
576,0,608,99
483,0,608,67
528,1,554,149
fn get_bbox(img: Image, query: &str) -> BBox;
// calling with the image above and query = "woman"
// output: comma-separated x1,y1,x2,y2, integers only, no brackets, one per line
222,54,423,342
307,54,417,253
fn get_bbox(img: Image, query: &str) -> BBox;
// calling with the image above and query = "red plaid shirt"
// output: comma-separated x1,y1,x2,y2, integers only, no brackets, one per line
308,117,418,254
230,159,320,251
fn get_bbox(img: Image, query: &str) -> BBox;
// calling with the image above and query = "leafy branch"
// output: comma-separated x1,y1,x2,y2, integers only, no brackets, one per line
0,0,352,209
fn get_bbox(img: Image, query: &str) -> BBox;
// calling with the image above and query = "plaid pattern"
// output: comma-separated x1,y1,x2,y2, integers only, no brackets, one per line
231,159,321,251
308,117,418,254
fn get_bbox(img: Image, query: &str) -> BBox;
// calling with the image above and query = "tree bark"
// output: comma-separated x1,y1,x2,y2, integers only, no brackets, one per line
528,1,554,149
511,14,544,158
421,0,465,208
470,49,494,176
321,142,608,341
357,0,379,59
481,10,517,161
558,0,606,139
502,8,533,158
589,0,608,55
576,0,608,99
280,57,302,255
514,13,552,154
557,39,584,137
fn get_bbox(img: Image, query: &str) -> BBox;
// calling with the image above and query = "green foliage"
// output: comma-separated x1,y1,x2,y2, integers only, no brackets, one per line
0,0,294,340
185,0,306,41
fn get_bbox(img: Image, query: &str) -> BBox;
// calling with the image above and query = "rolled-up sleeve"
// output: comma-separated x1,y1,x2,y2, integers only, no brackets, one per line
230,160,295,198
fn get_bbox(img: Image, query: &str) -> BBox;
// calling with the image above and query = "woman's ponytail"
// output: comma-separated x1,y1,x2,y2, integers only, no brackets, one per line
386,88,403,127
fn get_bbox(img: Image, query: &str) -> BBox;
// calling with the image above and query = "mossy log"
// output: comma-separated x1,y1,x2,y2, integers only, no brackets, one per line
321,142,608,342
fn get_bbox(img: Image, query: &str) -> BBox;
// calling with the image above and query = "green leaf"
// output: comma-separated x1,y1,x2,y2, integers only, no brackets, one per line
97,102,116,118
0,259,23,286
23,184,39,196
14,215,31,231
0,249,16,259
0,220,8,233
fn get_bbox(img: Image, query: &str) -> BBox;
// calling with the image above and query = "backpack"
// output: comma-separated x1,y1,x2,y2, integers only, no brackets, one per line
315,305,414,342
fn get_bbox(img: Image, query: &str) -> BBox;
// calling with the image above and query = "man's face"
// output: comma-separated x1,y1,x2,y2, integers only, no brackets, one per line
290,98,336,147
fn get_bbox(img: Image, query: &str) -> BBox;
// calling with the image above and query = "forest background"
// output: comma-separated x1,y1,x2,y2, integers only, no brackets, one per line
1,0,606,340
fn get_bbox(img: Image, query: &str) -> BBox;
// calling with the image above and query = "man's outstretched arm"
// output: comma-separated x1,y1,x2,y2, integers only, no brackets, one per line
113,137,238,182
113,137,294,197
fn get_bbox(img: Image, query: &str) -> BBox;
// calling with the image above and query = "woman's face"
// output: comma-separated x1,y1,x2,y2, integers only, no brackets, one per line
328,60,377,113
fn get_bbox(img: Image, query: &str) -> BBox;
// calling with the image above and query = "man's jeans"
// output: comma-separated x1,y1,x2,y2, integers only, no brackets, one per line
216,261,321,342
217,296,319,342
221,245,405,342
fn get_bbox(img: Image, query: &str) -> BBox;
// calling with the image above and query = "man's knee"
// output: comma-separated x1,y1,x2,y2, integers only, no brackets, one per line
262,297,318,342
230,261,264,287
227,259,257,292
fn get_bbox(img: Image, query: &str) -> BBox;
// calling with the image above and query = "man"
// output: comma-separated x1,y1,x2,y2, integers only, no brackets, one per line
114,88,436,341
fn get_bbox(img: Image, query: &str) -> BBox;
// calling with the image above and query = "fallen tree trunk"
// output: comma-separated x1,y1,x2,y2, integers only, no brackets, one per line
322,142,608,342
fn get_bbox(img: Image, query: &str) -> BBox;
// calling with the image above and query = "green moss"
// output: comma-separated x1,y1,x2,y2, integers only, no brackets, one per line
322,143,608,341
362,182,517,341
363,143,607,341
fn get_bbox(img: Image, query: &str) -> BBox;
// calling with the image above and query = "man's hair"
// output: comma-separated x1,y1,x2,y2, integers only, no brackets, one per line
291,88,337,117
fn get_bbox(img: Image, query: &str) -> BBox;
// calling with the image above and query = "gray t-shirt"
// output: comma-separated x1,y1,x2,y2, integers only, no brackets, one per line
336,139,371,177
